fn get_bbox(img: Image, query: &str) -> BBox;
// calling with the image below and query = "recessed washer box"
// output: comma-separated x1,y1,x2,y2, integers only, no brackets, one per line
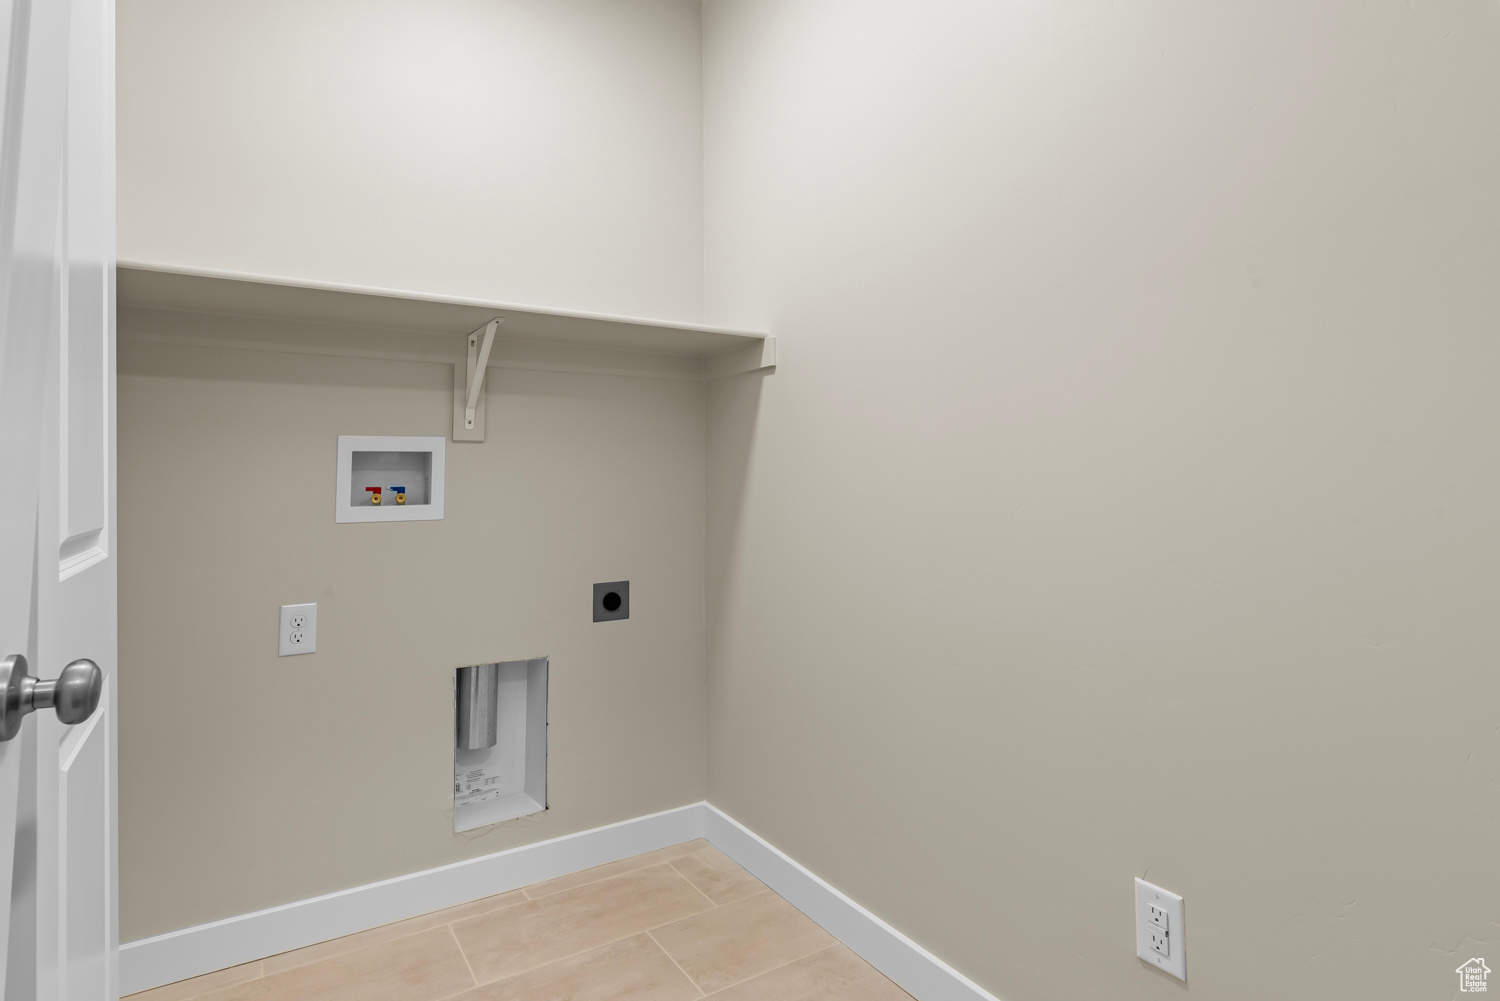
335,435,446,523
454,658,548,833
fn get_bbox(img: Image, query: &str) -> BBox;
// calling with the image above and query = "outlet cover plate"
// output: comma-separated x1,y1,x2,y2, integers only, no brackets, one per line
1135,877,1185,981
592,581,629,622
279,602,317,656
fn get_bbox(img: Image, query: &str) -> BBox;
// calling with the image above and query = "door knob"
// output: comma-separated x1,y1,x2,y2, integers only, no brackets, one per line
0,654,103,741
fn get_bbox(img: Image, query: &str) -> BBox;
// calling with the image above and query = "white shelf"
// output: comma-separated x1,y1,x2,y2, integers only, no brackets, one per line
117,262,775,381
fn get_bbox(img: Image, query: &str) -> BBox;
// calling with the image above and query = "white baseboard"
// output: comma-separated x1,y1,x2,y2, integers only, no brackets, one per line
703,805,1000,1001
119,803,705,996
122,802,998,1001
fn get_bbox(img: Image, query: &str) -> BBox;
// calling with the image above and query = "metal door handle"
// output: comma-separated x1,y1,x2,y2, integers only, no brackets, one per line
0,654,102,741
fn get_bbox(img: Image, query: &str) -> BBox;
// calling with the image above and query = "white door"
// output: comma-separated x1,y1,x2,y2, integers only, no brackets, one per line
0,0,117,997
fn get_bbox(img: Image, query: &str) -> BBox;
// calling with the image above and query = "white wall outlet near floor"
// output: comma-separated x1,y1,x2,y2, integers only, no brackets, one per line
279,603,317,656
1135,877,1185,981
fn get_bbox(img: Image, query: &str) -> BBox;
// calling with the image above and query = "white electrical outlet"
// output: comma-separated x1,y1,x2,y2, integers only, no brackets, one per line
279,603,317,656
1135,877,1185,981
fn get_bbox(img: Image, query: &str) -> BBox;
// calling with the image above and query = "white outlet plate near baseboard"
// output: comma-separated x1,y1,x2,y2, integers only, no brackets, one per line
1135,877,1186,981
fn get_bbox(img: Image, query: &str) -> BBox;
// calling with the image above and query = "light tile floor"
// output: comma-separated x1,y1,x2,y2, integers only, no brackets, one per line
126,841,915,1001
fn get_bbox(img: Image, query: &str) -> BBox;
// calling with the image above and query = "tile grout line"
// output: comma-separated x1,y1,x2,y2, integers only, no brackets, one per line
668,858,723,908
522,843,711,902
124,959,265,1001
644,885,772,935
639,887,782,997
238,846,717,982
461,866,735,992
141,844,753,1000
255,895,533,977
698,943,845,997
455,867,716,988
466,925,702,990
645,930,707,999
447,924,480,988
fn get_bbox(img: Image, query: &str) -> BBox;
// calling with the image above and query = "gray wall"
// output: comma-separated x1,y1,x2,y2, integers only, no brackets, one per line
118,0,704,321
120,2,1500,997
702,1,1500,999
119,327,709,941
116,0,710,941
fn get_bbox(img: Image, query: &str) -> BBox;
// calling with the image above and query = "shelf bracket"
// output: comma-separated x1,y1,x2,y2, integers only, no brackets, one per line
705,335,777,381
453,318,502,442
